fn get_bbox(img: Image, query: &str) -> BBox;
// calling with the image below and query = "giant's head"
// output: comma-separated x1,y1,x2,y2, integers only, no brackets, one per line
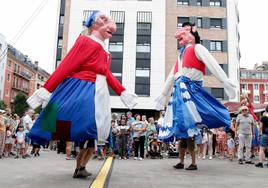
84,11,116,41
175,27,195,47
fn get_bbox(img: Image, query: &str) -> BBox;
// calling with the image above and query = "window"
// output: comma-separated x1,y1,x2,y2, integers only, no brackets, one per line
197,18,202,28
254,96,259,102
136,44,150,53
60,16,64,25
0,43,2,51
109,42,123,52
177,17,189,28
197,0,202,6
266,95,268,102
254,84,259,90
265,84,268,91
136,69,150,77
136,12,151,97
210,18,222,28
242,84,247,90
58,39,63,48
177,0,189,5
210,41,222,51
7,74,10,82
210,0,221,7
211,88,224,100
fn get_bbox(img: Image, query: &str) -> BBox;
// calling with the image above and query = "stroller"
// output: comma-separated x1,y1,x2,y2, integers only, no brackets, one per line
147,133,163,159
168,139,180,158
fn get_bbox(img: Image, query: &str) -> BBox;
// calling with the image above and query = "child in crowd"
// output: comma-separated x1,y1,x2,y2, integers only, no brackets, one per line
117,118,129,159
4,126,13,157
202,128,213,160
227,132,235,161
216,127,227,159
196,131,203,159
15,125,26,159
97,140,106,160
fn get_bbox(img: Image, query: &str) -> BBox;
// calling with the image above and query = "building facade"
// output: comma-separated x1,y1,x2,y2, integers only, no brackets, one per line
3,45,50,107
0,34,7,100
166,0,240,102
55,0,166,112
55,0,240,113
240,62,268,104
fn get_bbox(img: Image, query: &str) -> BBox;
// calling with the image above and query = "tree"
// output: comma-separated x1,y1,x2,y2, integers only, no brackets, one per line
12,92,29,117
0,100,7,110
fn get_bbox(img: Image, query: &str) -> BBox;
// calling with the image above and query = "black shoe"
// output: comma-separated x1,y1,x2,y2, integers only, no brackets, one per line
245,161,254,164
185,164,198,170
255,162,263,168
173,163,184,169
238,159,243,164
24,154,31,158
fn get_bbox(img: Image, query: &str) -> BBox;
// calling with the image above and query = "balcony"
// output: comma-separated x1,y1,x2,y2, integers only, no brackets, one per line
12,84,29,94
13,70,32,80
241,89,251,94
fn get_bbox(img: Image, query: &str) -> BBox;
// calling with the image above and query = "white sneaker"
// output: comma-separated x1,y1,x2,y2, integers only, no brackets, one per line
209,156,212,160
134,157,138,160
138,157,143,161
198,156,201,159
202,156,206,159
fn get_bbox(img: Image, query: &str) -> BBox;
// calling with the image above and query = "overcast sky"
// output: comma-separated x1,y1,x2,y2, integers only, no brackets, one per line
0,0,267,74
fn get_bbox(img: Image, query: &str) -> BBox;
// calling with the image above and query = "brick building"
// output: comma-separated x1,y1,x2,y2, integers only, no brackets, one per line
3,45,50,107
240,62,268,104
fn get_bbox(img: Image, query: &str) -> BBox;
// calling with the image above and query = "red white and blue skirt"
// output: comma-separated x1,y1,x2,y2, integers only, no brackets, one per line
29,75,111,144
159,76,231,140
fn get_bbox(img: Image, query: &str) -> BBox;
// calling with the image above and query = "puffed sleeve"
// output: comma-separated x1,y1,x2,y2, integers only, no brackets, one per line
106,70,125,96
194,44,236,99
44,36,98,92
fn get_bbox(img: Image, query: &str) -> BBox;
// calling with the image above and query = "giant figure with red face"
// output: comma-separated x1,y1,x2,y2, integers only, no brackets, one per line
27,11,137,177
155,25,236,170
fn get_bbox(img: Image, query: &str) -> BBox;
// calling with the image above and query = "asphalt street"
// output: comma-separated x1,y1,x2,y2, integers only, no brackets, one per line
0,150,268,188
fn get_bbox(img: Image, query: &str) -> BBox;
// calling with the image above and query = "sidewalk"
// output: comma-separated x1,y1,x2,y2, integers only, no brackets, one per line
109,157,268,188
0,150,104,188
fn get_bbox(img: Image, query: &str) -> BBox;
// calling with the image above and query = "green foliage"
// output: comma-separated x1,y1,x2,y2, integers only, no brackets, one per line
35,105,42,114
0,100,7,110
12,92,29,117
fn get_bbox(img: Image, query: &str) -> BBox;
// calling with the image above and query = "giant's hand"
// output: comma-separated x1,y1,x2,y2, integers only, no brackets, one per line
27,88,51,109
223,79,236,99
120,91,138,109
155,94,167,111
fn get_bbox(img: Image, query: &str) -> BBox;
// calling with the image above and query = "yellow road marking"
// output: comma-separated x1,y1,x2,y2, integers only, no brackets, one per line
90,156,114,188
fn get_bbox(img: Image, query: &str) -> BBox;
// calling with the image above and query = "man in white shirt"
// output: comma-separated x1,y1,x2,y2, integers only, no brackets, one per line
23,109,34,157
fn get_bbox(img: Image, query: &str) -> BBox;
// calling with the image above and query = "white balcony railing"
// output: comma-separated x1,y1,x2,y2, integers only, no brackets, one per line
241,89,251,94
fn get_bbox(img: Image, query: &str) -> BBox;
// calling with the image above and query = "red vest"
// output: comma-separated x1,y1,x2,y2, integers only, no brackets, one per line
174,45,206,75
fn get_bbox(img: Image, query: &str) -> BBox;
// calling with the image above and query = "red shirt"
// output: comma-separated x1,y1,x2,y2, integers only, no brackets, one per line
44,36,125,95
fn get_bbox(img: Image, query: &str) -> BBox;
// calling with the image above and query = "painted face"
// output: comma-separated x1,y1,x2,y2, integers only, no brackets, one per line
93,13,117,40
175,28,195,47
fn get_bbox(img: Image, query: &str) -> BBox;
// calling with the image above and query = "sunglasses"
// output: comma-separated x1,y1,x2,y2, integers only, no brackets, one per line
242,109,248,111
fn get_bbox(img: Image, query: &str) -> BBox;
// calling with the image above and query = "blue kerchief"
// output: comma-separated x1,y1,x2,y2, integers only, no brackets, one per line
84,10,100,28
